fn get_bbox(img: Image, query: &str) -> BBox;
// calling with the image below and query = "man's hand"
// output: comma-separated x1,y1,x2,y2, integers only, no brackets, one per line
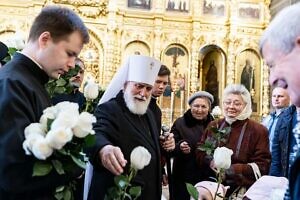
179,141,191,154
99,145,127,175
160,133,175,151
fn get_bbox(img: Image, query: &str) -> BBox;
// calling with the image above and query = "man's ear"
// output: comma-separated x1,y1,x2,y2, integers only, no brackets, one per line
38,31,51,48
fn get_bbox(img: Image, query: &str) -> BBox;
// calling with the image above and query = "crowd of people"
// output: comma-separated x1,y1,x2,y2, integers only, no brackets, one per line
1,2,300,200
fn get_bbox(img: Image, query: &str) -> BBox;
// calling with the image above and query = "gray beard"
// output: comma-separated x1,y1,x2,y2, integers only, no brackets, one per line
123,88,151,115
70,82,80,88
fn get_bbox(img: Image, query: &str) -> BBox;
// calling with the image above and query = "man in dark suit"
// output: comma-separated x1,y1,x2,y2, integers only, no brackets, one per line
0,6,89,199
148,65,175,199
86,55,163,200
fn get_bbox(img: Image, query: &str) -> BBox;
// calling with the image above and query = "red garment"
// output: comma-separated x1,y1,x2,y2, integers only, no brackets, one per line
196,118,271,189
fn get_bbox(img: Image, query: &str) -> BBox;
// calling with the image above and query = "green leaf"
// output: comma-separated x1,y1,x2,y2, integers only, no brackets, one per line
129,186,141,198
54,192,64,200
210,126,219,133
52,160,65,175
124,193,132,200
57,148,69,155
114,175,128,189
84,134,96,147
186,183,199,200
67,64,80,77
63,187,72,200
56,78,67,86
55,185,65,193
47,118,54,131
33,161,53,176
70,154,86,169
54,86,66,94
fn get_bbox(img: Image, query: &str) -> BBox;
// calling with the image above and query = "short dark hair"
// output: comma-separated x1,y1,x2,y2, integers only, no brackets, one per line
28,6,89,44
158,65,170,76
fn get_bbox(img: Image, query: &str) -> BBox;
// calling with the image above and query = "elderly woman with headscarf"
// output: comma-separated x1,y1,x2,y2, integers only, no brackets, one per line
170,91,215,200
195,84,271,197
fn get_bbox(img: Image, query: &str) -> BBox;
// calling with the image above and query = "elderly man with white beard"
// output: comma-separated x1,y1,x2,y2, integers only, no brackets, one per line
85,55,165,200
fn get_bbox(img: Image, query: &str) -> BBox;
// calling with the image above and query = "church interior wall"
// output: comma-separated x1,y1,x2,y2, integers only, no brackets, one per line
0,0,277,123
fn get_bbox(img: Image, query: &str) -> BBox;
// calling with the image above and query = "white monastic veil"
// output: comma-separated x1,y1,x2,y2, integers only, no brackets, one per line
83,58,130,200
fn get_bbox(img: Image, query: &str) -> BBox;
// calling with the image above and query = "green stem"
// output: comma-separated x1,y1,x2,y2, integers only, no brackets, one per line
213,170,222,200
84,100,91,112
121,168,136,200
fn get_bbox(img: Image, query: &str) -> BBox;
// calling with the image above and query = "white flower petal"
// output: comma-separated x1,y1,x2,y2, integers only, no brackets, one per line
24,123,46,139
130,146,151,170
45,128,73,150
31,138,53,160
213,147,233,170
84,80,99,100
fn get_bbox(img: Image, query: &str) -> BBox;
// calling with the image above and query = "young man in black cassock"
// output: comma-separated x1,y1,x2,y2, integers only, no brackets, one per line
0,6,89,200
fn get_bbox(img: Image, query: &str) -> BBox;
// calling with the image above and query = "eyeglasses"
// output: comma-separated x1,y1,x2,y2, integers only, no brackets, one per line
223,101,244,108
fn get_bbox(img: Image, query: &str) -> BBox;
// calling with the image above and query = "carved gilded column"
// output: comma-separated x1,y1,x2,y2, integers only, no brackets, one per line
226,36,237,84
262,63,270,116
153,28,162,60
190,32,200,95
104,1,119,87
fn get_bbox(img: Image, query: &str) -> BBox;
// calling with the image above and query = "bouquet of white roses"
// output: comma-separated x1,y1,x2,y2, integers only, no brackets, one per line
22,101,96,200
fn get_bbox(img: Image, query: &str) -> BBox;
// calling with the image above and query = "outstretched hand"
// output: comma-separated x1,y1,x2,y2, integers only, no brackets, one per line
99,145,127,175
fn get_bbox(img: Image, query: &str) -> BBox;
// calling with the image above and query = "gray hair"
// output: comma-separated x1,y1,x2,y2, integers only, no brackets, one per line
223,84,252,107
188,91,214,109
223,84,252,121
260,3,300,55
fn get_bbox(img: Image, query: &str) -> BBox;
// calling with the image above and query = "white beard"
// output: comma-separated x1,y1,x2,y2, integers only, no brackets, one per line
123,86,151,115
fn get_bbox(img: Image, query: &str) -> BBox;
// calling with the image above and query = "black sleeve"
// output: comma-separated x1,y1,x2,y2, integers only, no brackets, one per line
0,79,75,195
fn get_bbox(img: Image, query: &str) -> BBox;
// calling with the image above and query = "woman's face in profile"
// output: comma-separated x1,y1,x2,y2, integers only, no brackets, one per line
223,93,246,118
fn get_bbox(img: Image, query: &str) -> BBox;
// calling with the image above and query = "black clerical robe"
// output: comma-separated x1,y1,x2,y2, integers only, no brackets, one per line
0,53,81,200
88,91,162,200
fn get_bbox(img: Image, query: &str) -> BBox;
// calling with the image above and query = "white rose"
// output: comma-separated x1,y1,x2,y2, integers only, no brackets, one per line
22,133,45,155
73,112,96,138
54,101,79,113
51,110,80,130
40,106,58,129
130,146,151,170
45,127,73,150
31,138,53,160
24,123,46,139
211,106,222,118
84,79,99,100
213,147,233,170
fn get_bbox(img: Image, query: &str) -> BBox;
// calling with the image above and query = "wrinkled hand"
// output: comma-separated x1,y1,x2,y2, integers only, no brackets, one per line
99,145,127,175
179,141,191,154
160,133,175,151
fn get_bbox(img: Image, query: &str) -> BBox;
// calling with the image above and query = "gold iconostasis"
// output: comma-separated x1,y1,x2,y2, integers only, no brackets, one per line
0,0,272,124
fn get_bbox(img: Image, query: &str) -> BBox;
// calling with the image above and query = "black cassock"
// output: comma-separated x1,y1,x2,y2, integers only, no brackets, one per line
0,53,82,200
88,91,162,200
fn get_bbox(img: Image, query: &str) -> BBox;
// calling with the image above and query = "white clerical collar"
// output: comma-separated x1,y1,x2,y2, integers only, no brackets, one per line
18,51,44,70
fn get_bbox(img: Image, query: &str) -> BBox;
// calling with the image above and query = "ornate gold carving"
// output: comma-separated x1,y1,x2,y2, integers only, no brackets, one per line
51,0,108,18
0,0,272,120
